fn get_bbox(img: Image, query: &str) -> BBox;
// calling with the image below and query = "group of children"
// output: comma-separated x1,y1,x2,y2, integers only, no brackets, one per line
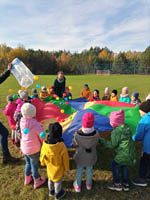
3,77,150,199
80,84,142,105
30,85,72,101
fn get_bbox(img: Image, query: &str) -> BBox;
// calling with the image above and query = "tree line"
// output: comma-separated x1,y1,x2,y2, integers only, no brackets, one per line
0,44,150,74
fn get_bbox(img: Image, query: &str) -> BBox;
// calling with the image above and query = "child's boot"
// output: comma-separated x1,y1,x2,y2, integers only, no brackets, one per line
34,177,46,189
24,175,33,185
55,189,66,200
73,181,81,192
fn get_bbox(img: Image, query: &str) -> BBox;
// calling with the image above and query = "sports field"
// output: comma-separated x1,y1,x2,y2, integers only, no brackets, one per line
0,74,150,200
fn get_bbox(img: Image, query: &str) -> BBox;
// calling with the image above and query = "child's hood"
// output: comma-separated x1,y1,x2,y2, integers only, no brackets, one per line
74,131,99,149
42,141,65,155
116,125,131,138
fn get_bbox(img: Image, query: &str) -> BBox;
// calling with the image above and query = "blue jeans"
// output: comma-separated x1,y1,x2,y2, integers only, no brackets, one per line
24,152,40,179
112,160,129,184
76,166,93,187
0,122,10,157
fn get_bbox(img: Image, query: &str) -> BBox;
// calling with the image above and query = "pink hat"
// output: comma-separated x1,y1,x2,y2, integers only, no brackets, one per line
110,109,125,128
82,112,95,128
16,99,24,112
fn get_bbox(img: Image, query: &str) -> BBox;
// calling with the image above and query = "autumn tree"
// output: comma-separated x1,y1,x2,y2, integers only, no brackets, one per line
139,46,150,74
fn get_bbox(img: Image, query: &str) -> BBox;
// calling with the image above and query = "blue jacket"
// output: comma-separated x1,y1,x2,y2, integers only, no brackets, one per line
132,113,150,154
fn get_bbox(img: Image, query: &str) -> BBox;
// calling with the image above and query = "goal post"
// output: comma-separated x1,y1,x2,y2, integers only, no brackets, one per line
96,70,110,76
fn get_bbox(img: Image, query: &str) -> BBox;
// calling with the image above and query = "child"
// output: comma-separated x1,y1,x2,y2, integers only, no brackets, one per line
110,90,118,101
48,86,55,97
53,71,66,98
13,99,24,147
73,112,99,192
80,84,92,100
63,87,72,99
100,109,136,191
132,100,150,187
146,94,150,101
18,90,31,103
131,92,141,105
90,89,100,101
4,95,17,145
119,87,131,103
30,88,39,99
40,86,49,100
40,122,69,199
20,103,46,189
102,87,110,101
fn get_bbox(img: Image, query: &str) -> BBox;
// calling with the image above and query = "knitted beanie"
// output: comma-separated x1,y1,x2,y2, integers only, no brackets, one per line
132,92,139,100
16,99,24,112
112,89,118,95
32,88,37,94
139,100,150,113
65,87,69,92
18,90,28,99
110,109,125,128
84,84,88,88
122,87,129,93
82,112,95,128
21,103,36,118
105,87,110,92
7,95,14,102
41,86,47,91
49,86,54,89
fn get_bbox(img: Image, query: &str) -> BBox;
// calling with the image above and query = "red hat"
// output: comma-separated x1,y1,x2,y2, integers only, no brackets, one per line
49,86,54,89
82,112,95,128
109,109,125,128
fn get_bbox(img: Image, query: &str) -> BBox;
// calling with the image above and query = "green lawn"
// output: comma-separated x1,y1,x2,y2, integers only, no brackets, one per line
0,74,150,200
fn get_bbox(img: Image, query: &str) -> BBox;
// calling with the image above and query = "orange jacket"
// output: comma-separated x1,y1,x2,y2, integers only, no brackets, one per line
80,88,92,99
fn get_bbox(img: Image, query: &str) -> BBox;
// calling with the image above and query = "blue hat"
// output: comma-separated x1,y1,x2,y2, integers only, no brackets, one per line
132,92,139,100
84,84,88,88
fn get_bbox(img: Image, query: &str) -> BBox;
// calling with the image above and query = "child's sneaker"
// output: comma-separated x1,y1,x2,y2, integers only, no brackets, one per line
146,176,150,182
49,190,55,197
86,183,92,190
122,183,130,191
24,174,33,185
55,189,66,200
34,177,46,189
133,178,147,187
107,182,122,191
73,181,81,192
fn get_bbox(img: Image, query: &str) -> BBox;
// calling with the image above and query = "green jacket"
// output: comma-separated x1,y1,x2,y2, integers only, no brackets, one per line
53,77,66,98
100,125,136,166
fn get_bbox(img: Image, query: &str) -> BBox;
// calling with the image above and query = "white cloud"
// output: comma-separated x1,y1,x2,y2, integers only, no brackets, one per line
0,0,149,52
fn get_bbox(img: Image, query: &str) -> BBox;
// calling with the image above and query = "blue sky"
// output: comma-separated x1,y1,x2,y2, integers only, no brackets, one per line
0,0,150,52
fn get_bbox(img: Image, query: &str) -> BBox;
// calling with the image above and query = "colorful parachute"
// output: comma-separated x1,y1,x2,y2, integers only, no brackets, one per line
31,98,141,148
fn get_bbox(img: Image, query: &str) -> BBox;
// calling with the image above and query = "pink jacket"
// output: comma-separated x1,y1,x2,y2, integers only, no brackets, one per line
20,117,44,155
4,103,16,128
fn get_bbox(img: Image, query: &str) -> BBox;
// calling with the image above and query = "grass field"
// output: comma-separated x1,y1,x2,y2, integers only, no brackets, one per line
0,74,150,200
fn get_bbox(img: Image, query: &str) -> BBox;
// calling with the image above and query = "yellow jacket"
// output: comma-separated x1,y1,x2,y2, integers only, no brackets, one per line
40,141,70,182
40,91,49,99
110,96,118,101
80,88,91,99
